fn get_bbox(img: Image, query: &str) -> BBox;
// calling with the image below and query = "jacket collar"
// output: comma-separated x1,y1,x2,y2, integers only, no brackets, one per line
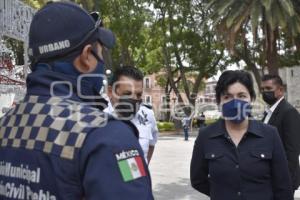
26,64,107,110
269,96,284,113
209,119,264,138
268,99,286,124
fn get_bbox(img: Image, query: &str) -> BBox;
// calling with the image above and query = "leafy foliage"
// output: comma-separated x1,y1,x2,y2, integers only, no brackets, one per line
18,0,229,111
205,0,300,75
157,121,175,132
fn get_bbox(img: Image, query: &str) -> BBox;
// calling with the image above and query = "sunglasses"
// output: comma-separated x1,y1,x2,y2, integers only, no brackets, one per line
90,12,104,27
66,11,103,51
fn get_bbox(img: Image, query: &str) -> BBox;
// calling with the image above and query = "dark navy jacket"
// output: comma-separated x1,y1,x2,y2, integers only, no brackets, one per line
0,68,154,200
190,119,293,200
264,99,300,190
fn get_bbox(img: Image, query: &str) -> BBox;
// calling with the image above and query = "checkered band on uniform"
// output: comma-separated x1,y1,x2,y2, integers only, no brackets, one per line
0,96,108,160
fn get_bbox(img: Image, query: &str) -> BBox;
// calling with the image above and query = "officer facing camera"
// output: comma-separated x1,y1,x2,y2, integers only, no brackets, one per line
104,66,159,164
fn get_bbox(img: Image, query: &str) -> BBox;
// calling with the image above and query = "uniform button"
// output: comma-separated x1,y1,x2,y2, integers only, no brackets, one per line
211,154,215,158
237,191,241,196
208,174,210,178
261,154,265,158
235,165,239,169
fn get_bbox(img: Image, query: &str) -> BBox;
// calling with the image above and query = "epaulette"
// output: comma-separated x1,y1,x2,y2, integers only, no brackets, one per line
141,103,152,110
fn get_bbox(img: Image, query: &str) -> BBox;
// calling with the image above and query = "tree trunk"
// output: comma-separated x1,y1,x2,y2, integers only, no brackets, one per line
295,35,300,52
163,46,184,104
237,38,262,91
160,8,185,106
168,19,192,104
120,45,134,67
266,26,279,75
164,80,171,122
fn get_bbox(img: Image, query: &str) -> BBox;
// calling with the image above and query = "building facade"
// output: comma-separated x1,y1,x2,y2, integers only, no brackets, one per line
142,73,218,121
279,66,300,111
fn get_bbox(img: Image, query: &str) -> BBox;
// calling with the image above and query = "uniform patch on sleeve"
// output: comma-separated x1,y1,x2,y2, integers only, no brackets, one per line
115,150,146,182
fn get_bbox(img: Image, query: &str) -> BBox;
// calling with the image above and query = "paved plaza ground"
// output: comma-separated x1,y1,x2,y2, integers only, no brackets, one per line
150,135,300,200
149,135,209,200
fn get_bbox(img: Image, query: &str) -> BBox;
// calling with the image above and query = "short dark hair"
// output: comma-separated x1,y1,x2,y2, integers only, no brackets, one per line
261,74,283,86
109,66,144,86
215,70,256,104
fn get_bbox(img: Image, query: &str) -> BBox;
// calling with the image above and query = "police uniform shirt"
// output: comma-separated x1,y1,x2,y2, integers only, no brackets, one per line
131,104,159,162
104,102,159,162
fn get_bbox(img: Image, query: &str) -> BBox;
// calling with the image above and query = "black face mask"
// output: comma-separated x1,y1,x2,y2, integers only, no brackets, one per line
115,97,142,120
262,91,278,105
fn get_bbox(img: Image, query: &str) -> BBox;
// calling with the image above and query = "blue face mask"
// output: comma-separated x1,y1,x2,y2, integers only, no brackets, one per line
89,58,105,94
80,49,105,95
35,48,105,95
222,99,251,124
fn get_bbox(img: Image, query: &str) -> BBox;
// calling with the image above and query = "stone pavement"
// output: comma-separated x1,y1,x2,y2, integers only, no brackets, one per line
149,136,209,200
149,135,300,200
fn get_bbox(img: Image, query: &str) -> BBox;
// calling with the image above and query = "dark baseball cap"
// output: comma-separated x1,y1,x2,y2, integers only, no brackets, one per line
28,1,116,63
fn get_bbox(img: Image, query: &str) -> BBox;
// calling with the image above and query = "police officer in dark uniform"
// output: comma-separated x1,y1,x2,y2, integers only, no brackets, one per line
0,2,153,200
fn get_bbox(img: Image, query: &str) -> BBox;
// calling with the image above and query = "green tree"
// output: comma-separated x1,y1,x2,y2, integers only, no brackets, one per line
206,0,300,75
94,0,155,71
22,0,231,109
151,0,229,108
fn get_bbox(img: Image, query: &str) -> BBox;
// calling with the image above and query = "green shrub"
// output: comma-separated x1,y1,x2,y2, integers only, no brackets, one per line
192,118,218,127
158,122,175,132
205,118,218,125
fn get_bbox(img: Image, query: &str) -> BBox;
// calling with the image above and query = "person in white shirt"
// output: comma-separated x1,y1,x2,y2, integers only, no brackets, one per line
262,95,284,124
131,104,158,163
104,66,158,163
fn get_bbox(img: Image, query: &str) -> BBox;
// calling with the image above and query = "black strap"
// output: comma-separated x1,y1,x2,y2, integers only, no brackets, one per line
121,120,139,139
261,111,268,122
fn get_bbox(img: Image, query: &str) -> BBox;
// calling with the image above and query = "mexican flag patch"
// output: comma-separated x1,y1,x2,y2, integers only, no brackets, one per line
116,150,146,182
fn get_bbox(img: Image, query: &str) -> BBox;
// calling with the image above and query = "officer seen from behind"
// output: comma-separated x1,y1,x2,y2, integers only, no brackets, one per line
0,2,153,200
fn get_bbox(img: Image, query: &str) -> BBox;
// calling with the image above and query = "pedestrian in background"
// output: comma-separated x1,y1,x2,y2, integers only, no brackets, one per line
197,112,206,128
261,74,300,193
190,70,293,200
182,115,191,141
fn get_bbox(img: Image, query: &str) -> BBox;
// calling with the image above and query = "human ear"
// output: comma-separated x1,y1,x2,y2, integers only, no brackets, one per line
73,44,97,73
